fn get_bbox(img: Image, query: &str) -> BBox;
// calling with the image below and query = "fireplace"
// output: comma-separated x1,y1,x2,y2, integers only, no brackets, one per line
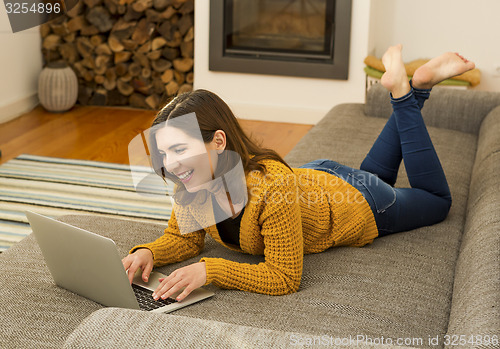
209,0,352,80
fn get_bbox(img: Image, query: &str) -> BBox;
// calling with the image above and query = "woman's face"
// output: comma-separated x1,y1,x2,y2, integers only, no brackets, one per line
155,126,222,192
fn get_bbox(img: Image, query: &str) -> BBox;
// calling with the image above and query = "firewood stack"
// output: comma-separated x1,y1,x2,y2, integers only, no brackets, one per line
40,0,194,110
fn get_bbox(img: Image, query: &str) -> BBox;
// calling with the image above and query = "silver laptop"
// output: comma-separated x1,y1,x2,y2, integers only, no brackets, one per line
26,211,214,313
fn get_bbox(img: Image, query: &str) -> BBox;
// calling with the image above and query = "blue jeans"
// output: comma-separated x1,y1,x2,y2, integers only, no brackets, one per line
299,84,452,237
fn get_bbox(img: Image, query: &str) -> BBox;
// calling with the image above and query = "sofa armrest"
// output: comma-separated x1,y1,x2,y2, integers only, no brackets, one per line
365,84,500,135
64,308,294,348
64,308,421,349
446,107,500,348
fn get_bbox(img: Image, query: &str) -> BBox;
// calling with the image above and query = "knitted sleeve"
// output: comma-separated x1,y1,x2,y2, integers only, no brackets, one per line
200,168,304,295
130,209,206,268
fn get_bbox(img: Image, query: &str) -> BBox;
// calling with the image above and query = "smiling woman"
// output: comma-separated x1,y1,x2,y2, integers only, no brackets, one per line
154,118,215,191
122,49,471,302
146,91,291,207
122,89,294,301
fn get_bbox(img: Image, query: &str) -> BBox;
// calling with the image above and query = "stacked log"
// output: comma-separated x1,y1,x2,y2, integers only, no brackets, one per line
40,0,194,109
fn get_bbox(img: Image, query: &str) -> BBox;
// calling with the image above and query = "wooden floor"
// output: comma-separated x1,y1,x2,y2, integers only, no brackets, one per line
0,105,313,165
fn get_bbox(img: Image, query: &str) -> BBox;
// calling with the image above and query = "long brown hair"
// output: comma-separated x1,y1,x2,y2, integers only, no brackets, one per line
149,89,291,205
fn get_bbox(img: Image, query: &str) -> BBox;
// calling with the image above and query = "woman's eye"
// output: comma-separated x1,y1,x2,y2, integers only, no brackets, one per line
175,148,186,154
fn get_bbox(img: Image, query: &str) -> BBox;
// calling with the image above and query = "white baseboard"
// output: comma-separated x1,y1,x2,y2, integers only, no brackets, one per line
228,102,327,125
0,93,39,124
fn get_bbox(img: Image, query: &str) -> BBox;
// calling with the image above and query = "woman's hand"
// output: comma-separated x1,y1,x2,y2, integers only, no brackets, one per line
153,262,207,302
121,248,154,284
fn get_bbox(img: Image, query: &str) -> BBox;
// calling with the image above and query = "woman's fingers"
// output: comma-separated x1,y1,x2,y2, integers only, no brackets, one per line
151,262,207,302
127,261,141,284
121,256,132,271
122,260,133,283
175,286,194,302
153,274,183,300
121,249,154,284
121,256,138,284
142,260,153,282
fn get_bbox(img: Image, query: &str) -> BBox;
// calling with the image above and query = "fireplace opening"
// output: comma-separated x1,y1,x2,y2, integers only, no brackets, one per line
209,0,352,79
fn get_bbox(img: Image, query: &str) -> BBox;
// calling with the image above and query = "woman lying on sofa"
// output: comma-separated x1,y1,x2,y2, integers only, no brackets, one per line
122,45,475,302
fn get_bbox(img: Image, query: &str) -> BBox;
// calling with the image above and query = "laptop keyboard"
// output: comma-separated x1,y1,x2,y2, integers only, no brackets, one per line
132,284,177,311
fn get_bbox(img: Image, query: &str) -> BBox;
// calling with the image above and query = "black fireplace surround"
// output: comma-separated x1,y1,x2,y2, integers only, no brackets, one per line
209,0,352,80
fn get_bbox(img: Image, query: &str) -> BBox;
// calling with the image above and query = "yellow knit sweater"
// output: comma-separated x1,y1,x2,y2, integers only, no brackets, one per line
130,159,378,295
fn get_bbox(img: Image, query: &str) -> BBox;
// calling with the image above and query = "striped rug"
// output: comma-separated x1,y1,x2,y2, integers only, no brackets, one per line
0,154,172,252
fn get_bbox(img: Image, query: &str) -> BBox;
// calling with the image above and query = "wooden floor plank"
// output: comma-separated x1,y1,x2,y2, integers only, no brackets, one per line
0,106,313,165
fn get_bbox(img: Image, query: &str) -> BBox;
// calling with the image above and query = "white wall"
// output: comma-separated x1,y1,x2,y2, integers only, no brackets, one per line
195,0,500,125
368,0,500,93
194,0,373,125
0,1,42,124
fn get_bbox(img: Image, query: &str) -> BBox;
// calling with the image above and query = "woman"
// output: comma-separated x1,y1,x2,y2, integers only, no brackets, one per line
122,45,475,302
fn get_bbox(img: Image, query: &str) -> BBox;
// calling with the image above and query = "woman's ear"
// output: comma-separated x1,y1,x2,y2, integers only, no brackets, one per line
213,130,226,154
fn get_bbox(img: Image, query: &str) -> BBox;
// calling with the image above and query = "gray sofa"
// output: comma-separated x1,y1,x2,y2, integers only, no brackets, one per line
1,84,499,348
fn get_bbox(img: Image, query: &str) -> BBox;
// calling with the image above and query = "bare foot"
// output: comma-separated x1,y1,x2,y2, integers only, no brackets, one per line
412,52,475,89
380,44,411,98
